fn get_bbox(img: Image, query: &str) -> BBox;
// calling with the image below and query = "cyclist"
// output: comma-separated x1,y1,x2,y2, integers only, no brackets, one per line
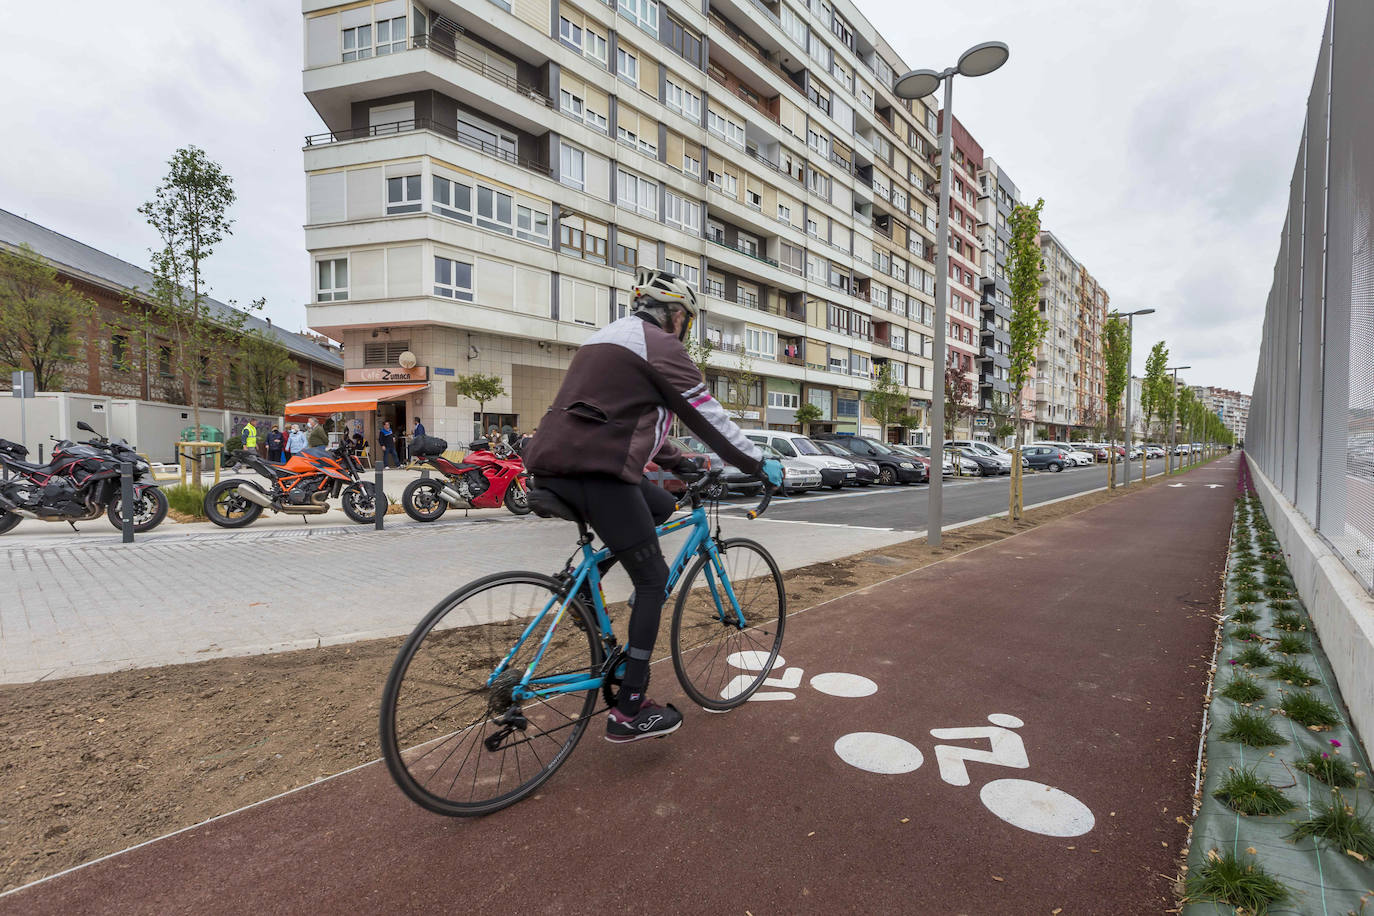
525,268,783,743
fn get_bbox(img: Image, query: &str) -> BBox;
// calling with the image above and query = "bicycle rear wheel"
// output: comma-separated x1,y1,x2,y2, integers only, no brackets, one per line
670,538,786,711
380,571,603,816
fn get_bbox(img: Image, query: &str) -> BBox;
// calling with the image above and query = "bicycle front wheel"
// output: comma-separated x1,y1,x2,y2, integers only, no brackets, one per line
380,572,603,816
670,538,786,711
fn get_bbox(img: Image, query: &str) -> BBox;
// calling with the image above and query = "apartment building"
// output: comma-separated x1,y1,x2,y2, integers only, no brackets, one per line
1193,385,1250,442
931,113,984,440
975,154,1015,440
299,0,943,445
1035,230,1077,437
1073,267,1107,433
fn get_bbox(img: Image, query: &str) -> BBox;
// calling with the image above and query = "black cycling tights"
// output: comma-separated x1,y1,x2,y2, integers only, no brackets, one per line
538,476,676,714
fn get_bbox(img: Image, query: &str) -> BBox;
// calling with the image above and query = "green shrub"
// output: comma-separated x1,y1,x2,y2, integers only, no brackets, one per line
1271,611,1305,632
1236,589,1262,605
1230,607,1260,625
1294,749,1359,787
1185,850,1288,912
1272,634,1309,655
1269,661,1319,687
1279,691,1340,728
1291,792,1374,858
1236,645,1273,668
1219,675,1265,704
1213,766,1293,816
1219,710,1285,747
163,484,210,519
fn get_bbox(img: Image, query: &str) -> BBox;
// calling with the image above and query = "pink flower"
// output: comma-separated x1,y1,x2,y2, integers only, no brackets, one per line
1330,739,1342,748
1229,659,1237,665
1322,753,1330,759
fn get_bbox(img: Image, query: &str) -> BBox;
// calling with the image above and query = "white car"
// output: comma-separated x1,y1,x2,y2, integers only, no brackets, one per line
756,443,822,495
1032,442,1093,467
947,440,1015,473
746,431,857,490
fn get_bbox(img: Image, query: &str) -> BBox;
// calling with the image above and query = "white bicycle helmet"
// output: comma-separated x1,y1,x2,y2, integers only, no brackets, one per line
632,267,698,340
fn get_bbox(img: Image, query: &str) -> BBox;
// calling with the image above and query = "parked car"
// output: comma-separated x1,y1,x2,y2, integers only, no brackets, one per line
1174,444,1191,455
946,440,1015,473
759,443,822,495
1022,445,1069,472
1145,446,1166,459
646,437,710,496
1032,441,1091,467
948,446,1003,476
814,439,878,486
943,448,982,476
814,435,927,485
676,434,761,499
745,431,857,490
906,445,952,477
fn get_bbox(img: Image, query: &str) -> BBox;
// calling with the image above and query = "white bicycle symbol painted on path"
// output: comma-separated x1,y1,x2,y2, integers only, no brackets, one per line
724,652,1096,838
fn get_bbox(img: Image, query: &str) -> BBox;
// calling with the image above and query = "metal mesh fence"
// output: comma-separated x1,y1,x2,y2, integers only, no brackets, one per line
1248,0,1374,592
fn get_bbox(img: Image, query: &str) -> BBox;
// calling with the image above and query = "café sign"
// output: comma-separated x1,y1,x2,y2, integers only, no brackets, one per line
346,366,428,383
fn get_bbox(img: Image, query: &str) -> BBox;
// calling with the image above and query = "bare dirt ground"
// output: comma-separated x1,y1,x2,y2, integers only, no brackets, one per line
0,476,1172,892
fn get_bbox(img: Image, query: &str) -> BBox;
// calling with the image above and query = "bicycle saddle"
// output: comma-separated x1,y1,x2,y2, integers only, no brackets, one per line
526,487,581,523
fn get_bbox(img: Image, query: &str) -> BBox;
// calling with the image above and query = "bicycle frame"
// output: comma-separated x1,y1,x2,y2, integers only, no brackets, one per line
487,503,746,703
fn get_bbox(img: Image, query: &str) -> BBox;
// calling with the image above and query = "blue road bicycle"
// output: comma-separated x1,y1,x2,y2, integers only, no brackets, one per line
379,470,784,816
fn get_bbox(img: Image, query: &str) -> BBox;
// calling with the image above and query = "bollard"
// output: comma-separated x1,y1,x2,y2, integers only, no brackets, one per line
374,465,384,530
120,460,135,544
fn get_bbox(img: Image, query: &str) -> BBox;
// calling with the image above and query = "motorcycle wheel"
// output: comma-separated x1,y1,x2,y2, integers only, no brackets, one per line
106,486,169,533
402,478,448,522
204,479,264,528
503,480,531,515
342,481,387,524
0,510,21,535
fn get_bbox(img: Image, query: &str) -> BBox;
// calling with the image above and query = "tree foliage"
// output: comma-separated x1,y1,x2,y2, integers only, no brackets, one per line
240,324,298,415
794,401,822,433
1006,199,1049,443
1141,341,1169,439
943,364,974,432
1102,317,1130,437
0,243,96,390
452,372,506,433
683,332,715,378
864,361,906,438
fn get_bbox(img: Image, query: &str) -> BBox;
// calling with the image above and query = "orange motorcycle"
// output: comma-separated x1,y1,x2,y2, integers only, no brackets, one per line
203,441,387,527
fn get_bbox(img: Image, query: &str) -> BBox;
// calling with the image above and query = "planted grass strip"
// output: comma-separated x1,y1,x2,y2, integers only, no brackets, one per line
1268,600,1294,613
1185,850,1289,913
1219,710,1286,747
1230,607,1260,625
1272,634,1309,656
1291,792,1374,859
1219,675,1266,704
1236,645,1273,668
1236,589,1263,605
1265,586,1293,602
1271,611,1306,632
1232,572,1260,589
1269,661,1320,687
1213,766,1294,816
1279,691,1340,728
1295,749,1360,788
1231,625,1263,643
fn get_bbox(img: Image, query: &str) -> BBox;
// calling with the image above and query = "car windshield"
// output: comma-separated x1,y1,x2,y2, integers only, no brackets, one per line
678,435,708,453
864,440,894,455
793,437,822,456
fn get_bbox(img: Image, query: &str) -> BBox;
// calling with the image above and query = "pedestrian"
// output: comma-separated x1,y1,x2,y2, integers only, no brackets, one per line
242,418,258,456
286,424,306,459
267,426,284,463
379,421,399,468
506,426,519,447
307,417,328,449
487,424,500,444
413,416,426,440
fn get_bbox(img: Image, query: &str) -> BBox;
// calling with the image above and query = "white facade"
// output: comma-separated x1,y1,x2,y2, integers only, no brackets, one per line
300,0,944,441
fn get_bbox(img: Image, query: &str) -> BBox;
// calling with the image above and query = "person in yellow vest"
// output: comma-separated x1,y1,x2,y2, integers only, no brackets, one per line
242,420,258,455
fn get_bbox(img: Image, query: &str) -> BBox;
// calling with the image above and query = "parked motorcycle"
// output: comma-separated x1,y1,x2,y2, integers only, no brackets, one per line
203,440,387,527
0,420,168,535
401,436,530,521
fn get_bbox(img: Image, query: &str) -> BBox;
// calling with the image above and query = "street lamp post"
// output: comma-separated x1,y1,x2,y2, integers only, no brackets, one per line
1110,308,1154,487
1164,364,1191,475
893,41,1009,546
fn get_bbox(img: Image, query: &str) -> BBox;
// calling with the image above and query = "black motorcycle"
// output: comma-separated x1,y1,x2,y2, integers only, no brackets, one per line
0,421,168,535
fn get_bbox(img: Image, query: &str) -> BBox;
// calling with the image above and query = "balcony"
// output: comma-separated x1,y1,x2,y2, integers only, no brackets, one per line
707,59,780,123
304,118,552,177
411,34,551,107
708,235,778,268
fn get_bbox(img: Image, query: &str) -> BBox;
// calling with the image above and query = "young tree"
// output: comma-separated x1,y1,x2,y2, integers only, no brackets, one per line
1005,199,1049,518
683,332,715,378
988,391,1017,447
1102,316,1130,487
943,364,974,433
896,410,925,442
720,352,759,420
240,325,299,415
1140,340,1169,482
864,361,906,442
794,401,822,435
138,146,245,485
452,372,506,437
0,243,96,390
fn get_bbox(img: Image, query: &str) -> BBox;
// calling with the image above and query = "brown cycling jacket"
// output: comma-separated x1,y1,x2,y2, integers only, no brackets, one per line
524,315,764,484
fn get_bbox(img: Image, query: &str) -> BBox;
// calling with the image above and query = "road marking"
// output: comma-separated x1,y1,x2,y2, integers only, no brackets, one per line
810,672,878,697
834,732,925,774
1205,484,1223,488
978,779,1096,837
1169,484,1186,488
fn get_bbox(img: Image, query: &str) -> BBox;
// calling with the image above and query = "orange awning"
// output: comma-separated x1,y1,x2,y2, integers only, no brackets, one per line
284,383,429,417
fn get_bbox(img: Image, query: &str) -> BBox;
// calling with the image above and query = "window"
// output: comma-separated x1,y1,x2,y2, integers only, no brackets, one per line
779,242,803,275
434,256,474,301
585,28,607,63
560,143,585,190
663,14,701,67
615,238,638,271
516,205,550,244
617,169,658,217
619,0,658,36
872,284,888,309
476,186,513,234
891,328,906,352
458,118,516,158
780,4,808,48
431,175,472,223
560,88,583,118
559,224,583,255
807,388,831,419
807,168,830,198
777,204,791,223
316,258,348,302
559,16,582,50
664,191,700,232
682,152,701,177
665,257,699,287
745,327,776,359
342,24,372,61
707,169,737,196
111,335,130,371
746,189,761,210
768,391,800,409
616,47,639,83
375,15,406,53
806,253,825,282
706,219,724,243
807,129,830,158
665,79,701,120
705,276,724,298
806,217,819,237
386,174,421,214
707,110,745,148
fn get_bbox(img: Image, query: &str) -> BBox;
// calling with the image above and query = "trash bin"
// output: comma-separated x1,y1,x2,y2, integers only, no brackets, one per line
180,425,223,443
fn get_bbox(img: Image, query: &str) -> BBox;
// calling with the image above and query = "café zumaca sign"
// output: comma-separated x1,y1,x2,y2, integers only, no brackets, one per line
345,366,428,383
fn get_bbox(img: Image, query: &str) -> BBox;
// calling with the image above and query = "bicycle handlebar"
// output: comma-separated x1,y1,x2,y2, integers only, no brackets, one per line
746,483,774,520
675,469,774,519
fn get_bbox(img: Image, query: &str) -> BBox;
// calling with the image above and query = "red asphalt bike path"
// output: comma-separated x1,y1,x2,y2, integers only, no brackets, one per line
3,457,1240,916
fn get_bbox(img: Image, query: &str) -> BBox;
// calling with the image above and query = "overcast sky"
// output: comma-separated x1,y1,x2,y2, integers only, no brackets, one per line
0,0,1328,392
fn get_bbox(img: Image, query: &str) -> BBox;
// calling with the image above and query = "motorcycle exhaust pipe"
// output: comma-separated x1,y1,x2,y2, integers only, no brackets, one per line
0,492,39,519
235,484,274,509
438,485,465,506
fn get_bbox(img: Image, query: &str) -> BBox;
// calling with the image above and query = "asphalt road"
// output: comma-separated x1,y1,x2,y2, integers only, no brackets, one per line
720,457,1177,531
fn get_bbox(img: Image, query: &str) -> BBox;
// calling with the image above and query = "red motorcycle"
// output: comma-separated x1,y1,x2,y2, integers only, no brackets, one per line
402,436,530,520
